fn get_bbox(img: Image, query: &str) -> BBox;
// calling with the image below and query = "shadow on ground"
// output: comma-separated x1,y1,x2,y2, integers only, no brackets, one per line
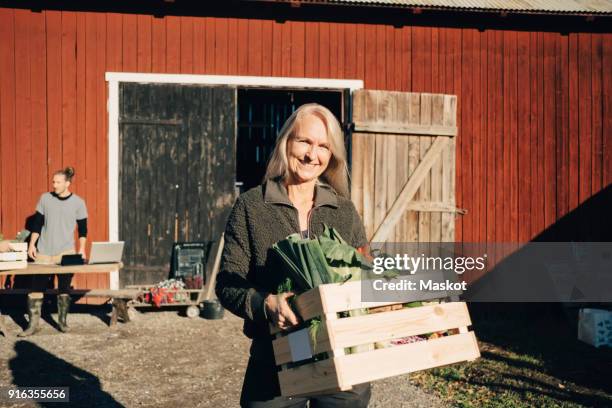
9,340,122,407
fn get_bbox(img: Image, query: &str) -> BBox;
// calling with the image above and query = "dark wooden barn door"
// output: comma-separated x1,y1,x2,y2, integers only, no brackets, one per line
119,83,237,286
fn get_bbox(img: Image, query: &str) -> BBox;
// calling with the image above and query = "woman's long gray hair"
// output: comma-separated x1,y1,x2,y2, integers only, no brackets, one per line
263,103,349,198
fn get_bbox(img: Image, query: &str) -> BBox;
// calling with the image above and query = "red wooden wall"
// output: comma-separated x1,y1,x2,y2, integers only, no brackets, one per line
0,8,610,289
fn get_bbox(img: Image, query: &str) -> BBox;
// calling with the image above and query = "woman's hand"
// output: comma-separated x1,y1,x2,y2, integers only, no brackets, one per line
0,240,10,252
28,245,37,260
264,292,300,331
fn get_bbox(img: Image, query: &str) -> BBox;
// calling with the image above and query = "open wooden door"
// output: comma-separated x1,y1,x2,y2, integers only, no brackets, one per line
350,90,462,244
119,83,236,286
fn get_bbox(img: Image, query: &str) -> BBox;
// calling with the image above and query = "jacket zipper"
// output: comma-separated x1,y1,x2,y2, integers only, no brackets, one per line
287,204,317,239
306,207,316,239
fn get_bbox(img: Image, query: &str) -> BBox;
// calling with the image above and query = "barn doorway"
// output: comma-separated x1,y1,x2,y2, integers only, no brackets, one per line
116,82,347,286
118,83,237,286
235,88,345,192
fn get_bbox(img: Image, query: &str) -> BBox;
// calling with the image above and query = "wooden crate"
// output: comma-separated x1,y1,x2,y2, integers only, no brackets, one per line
0,242,27,270
271,280,480,397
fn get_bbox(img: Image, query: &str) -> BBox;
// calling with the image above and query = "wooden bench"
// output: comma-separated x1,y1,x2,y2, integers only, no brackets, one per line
0,288,142,327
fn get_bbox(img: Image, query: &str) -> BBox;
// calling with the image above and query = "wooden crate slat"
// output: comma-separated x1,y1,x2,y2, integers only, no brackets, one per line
0,260,27,270
7,242,27,251
327,302,472,349
0,251,27,261
277,357,344,396
273,325,332,366
273,302,472,365
324,273,452,312
338,331,480,387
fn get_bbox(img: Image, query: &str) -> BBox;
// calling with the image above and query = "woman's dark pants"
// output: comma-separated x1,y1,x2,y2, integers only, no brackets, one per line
240,341,371,408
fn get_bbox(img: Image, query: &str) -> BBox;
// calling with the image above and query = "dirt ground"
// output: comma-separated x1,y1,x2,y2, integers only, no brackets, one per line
0,304,448,408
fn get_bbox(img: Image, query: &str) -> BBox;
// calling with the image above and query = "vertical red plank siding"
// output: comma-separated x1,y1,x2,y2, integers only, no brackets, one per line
517,32,531,242
0,9,16,237
329,23,338,78
337,24,346,81
568,33,580,216
486,29,497,242
75,13,86,213
248,20,263,76
451,27,462,242
152,16,166,72
535,32,546,236
578,33,593,207
180,17,194,74
469,28,479,242
355,24,365,83
204,17,216,74
591,35,603,197
30,11,48,213
261,20,273,76
215,18,229,75
555,33,569,222
544,32,557,230
165,16,180,73
237,19,249,76
603,36,612,191
96,12,107,242
411,26,425,92
319,22,330,78
305,22,319,78
226,18,238,75
14,10,33,220
478,31,487,243
137,15,152,72
461,29,473,241
528,32,538,239
271,20,282,77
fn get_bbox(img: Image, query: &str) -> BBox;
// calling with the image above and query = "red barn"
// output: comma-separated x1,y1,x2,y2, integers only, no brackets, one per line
0,1,610,293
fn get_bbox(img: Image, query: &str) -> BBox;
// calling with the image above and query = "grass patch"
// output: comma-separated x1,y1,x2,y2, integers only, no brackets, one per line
410,304,612,408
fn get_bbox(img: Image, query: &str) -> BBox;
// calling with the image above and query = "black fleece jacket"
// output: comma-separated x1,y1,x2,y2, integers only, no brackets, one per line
215,177,368,342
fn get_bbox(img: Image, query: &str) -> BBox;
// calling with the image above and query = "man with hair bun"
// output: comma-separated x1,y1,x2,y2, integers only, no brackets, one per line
21,166,89,336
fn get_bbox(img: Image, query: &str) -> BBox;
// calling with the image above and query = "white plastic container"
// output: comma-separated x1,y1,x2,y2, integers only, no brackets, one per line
578,308,612,348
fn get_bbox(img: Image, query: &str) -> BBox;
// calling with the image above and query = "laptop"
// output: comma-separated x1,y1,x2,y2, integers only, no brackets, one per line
88,241,125,264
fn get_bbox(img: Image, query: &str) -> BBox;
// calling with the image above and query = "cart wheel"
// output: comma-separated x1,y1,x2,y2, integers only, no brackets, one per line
186,305,200,319
127,307,139,321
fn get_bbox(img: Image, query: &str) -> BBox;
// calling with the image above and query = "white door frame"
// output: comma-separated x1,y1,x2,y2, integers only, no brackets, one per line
105,72,363,244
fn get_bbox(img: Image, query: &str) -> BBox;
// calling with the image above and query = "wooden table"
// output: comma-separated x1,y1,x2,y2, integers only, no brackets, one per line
0,262,137,330
0,262,123,276
0,262,123,291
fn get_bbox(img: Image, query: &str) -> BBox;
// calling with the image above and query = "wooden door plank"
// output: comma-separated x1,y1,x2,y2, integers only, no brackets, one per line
442,95,457,242
352,122,457,136
372,136,449,243
407,93,421,243
395,93,410,242
418,94,432,243
430,95,444,243
351,133,365,218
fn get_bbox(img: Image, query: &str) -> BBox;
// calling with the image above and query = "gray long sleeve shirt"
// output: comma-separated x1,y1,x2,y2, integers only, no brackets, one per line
35,192,88,256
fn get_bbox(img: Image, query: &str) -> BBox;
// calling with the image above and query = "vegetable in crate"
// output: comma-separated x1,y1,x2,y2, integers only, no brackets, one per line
271,224,375,353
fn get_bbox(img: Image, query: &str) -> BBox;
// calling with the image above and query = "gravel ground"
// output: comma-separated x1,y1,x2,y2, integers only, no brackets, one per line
0,306,449,408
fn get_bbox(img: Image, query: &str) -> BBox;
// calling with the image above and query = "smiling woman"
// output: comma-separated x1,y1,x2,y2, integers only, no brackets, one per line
216,103,371,407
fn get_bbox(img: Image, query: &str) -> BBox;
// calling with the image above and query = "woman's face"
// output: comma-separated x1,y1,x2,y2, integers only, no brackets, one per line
286,114,332,184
